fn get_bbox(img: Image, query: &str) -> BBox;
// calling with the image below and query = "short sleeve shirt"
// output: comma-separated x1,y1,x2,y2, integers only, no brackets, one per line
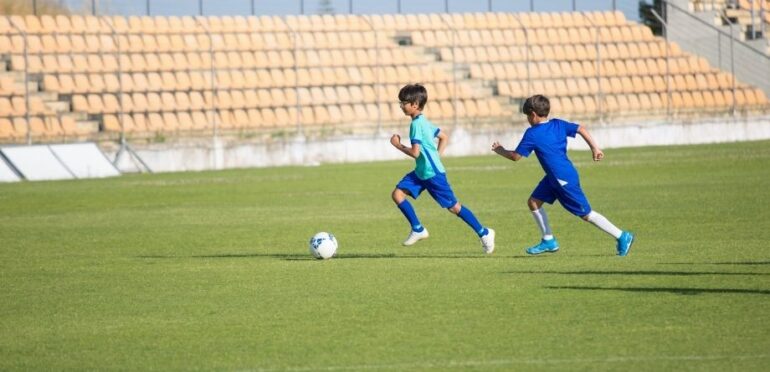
409,114,446,180
515,118,580,183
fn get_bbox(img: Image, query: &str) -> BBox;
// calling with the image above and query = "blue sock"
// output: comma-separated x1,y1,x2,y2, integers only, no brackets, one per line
457,206,487,237
397,200,424,232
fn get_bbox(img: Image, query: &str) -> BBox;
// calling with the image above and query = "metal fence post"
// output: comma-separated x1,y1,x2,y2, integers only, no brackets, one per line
9,19,31,145
103,18,125,146
718,12,737,116
650,9,671,121
510,14,529,97
439,14,458,127
359,16,381,133
585,13,603,123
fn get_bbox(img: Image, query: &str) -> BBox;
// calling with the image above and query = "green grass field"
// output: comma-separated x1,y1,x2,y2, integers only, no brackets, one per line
1,140,769,371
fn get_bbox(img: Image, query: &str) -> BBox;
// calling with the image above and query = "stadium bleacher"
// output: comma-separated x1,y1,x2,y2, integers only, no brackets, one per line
0,10,768,143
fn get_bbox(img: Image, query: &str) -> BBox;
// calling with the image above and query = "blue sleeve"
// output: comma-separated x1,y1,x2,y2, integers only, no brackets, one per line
564,120,579,138
514,129,535,157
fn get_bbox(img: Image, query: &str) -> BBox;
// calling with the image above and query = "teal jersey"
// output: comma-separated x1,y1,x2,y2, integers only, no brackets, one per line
409,114,446,180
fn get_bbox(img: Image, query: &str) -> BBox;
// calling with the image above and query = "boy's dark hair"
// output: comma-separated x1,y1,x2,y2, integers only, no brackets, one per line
398,84,428,110
522,95,550,117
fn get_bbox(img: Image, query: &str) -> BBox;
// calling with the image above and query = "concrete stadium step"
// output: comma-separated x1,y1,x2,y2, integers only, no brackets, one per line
44,100,69,113
76,120,100,133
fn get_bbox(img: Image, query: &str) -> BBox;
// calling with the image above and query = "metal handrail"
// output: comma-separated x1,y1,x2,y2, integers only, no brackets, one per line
359,15,380,132
439,13,458,127
584,13,604,124
663,0,770,60
8,18,31,145
650,9,672,120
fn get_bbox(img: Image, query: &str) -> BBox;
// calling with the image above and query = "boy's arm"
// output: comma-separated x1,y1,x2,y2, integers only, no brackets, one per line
390,134,420,159
436,131,448,156
491,141,523,161
576,125,604,161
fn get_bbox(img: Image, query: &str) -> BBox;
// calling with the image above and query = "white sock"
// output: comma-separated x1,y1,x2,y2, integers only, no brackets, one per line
585,211,623,239
531,208,554,240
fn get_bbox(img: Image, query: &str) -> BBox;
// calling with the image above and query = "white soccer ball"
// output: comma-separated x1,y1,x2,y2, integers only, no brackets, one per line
309,232,338,260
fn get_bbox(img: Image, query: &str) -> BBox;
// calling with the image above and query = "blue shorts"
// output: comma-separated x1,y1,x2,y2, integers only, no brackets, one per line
531,176,592,217
396,171,458,209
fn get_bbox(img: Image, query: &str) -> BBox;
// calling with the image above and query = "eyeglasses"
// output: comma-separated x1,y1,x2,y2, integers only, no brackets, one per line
398,101,410,106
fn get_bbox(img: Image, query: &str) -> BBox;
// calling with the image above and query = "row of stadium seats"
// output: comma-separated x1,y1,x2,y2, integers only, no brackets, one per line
38,66,454,94
550,88,768,116
439,40,679,63
0,11,628,34
412,25,654,48
96,99,503,132
0,96,505,139
5,41,686,75
498,72,748,97
0,31,395,54
0,96,53,116
7,49,427,72
67,83,477,114
0,115,90,139
469,56,712,80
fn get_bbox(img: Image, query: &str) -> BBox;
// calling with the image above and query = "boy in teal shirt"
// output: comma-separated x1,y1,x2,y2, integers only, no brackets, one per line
390,84,495,253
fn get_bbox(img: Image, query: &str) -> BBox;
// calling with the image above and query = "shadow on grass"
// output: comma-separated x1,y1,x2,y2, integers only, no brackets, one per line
502,270,769,276
661,261,770,266
546,286,770,295
138,252,519,260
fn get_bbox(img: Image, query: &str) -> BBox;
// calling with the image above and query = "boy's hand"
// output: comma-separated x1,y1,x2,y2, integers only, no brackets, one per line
592,148,604,161
491,141,506,154
390,134,402,148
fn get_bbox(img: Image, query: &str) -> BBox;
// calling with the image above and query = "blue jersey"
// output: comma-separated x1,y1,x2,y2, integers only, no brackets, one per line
409,114,446,180
515,118,581,185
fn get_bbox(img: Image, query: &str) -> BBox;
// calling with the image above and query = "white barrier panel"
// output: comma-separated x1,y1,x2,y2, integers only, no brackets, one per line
49,143,120,179
0,156,20,182
0,145,74,181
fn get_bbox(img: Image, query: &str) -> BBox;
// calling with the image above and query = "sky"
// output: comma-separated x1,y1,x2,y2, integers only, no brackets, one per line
56,0,642,21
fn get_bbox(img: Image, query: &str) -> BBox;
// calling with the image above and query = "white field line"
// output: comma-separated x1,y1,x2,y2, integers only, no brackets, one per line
245,354,770,371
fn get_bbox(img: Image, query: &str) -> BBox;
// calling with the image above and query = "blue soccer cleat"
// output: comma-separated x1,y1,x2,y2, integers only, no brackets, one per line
617,231,635,256
526,238,559,255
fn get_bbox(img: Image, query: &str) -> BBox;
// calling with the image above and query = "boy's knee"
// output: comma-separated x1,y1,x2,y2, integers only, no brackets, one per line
392,189,406,203
527,197,542,211
448,202,462,214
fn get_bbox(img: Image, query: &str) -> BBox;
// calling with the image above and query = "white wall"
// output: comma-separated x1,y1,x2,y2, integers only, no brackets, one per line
107,116,770,173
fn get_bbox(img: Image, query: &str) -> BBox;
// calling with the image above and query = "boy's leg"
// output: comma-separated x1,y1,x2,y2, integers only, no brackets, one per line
558,183,635,256
394,189,424,233
582,211,635,256
427,174,494,253
450,203,496,254
526,181,560,255
528,198,553,240
582,211,622,239
393,174,429,246
449,203,488,237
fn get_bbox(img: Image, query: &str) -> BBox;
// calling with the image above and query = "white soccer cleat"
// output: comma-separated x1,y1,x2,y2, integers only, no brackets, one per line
480,228,496,254
402,229,429,246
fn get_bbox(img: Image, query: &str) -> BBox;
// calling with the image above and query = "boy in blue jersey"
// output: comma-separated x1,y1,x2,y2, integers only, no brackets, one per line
491,94,634,256
390,84,496,254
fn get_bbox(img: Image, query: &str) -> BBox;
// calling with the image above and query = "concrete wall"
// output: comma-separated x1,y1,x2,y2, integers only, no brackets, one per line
107,116,770,173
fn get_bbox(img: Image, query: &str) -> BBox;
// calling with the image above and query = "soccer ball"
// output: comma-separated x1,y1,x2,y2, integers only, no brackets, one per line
309,232,338,260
